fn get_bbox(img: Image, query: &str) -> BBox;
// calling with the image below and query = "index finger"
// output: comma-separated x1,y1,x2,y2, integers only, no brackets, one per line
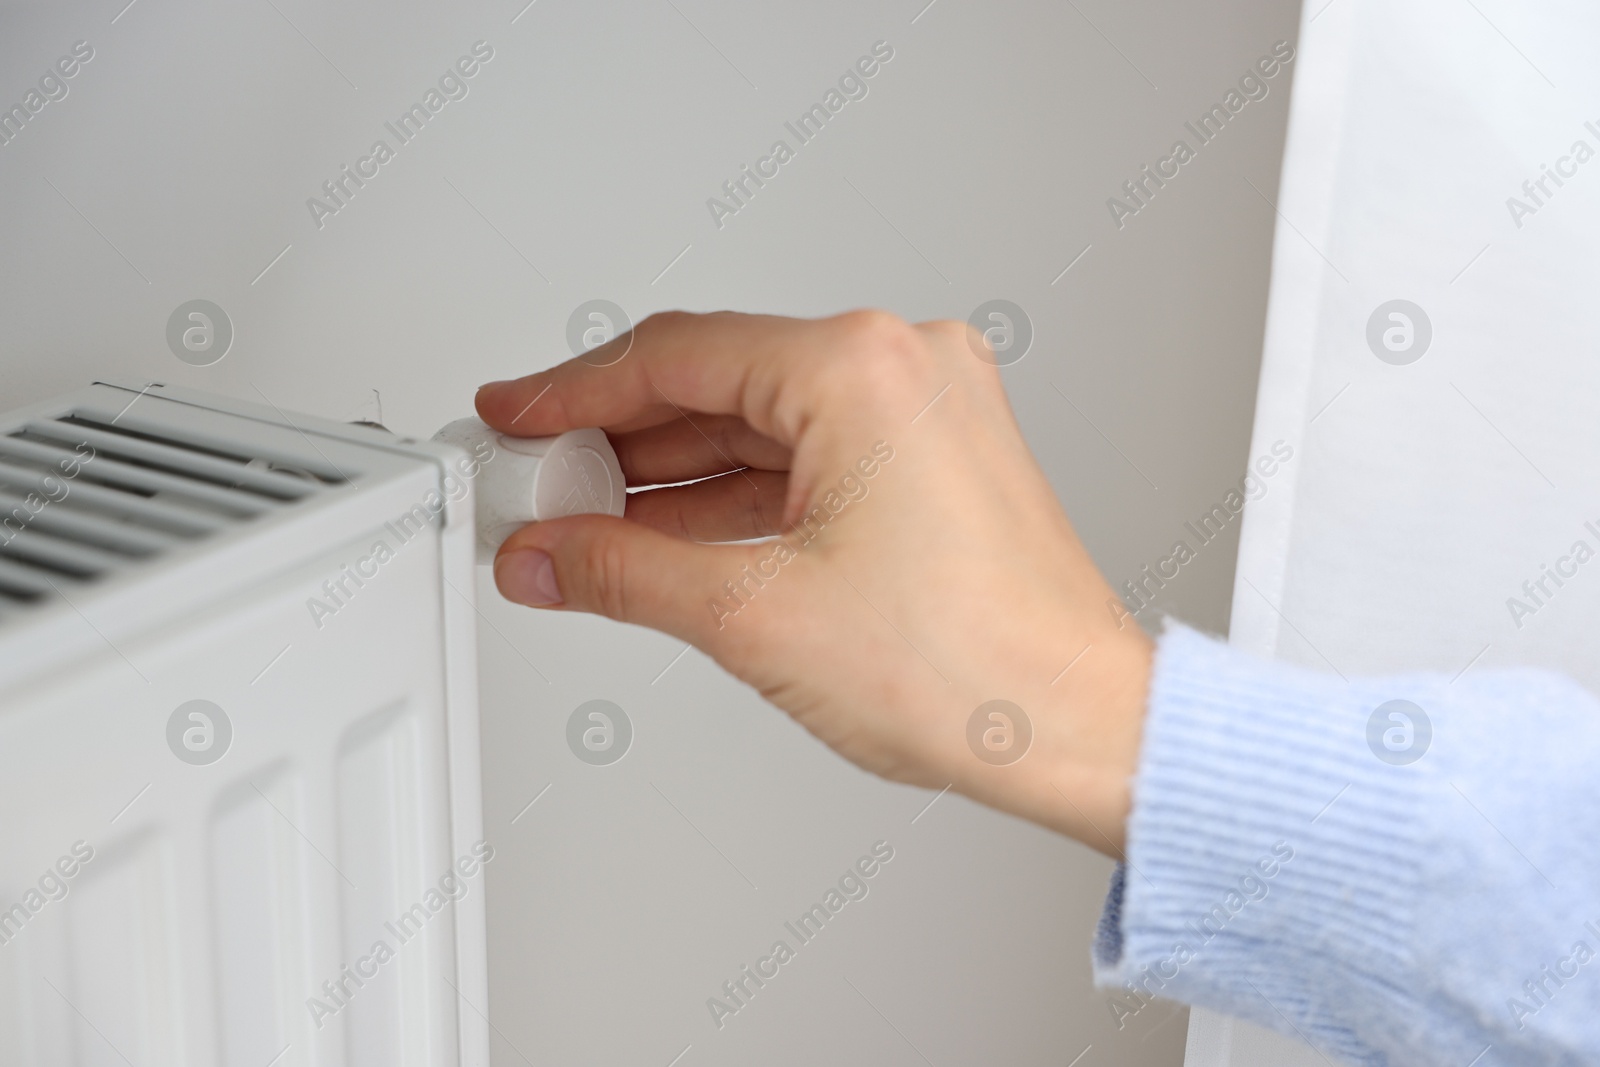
473,309,887,444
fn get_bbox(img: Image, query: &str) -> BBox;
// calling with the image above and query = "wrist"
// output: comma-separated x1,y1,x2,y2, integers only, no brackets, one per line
982,625,1153,857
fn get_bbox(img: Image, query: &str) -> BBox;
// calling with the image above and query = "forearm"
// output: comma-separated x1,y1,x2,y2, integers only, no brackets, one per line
1095,624,1600,1066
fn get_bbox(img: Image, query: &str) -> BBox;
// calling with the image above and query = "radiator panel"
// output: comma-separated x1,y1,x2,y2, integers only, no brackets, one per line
0,383,488,1067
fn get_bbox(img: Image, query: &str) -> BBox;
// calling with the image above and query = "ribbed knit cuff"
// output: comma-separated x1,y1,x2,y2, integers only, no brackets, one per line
1093,623,1427,1065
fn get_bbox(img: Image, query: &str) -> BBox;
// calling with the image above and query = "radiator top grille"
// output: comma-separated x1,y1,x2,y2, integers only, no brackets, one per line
0,411,335,613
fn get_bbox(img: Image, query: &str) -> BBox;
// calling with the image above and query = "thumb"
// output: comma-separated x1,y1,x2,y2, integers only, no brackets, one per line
492,514,751,646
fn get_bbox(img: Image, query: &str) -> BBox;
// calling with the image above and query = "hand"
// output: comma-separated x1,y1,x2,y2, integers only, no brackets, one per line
474,310,1152,856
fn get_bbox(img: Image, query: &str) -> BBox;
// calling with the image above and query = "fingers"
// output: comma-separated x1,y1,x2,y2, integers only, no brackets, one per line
609,414,791,486
473,309,920,444
624,468,788,542
493,513,754,647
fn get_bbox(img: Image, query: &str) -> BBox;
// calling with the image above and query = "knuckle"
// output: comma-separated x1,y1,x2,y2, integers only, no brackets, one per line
637,309,694,335
920,317,990,370
581,531,631,621
835,309,916,356
919,318,1003,389
921,317,977,348
823,310,928,400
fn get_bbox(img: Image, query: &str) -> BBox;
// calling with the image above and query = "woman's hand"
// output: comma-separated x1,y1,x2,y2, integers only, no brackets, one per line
474,310,1152,855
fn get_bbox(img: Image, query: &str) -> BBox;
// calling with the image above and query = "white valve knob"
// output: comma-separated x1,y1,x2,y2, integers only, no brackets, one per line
432,417,625,563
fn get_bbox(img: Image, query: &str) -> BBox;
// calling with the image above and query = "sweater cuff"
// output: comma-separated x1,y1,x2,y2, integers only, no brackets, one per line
1092,623,1426,1065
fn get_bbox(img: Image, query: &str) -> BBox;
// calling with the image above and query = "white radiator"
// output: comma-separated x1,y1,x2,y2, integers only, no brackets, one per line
0,381,491,1067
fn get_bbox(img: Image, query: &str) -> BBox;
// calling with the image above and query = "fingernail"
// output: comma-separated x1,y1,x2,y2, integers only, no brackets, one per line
476,379,516,395
495,548,563,606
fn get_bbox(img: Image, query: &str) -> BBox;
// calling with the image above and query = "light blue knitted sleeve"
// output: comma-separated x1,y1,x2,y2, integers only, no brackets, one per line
1093,623,1600,1067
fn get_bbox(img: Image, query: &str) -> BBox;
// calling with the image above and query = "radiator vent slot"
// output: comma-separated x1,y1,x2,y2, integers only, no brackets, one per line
0,411,334,610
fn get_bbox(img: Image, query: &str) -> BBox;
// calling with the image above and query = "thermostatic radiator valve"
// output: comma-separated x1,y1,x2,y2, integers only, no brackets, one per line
432,417,625,563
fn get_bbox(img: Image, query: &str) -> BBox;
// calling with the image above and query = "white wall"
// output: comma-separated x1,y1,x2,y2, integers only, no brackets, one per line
0,1,1301,1063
